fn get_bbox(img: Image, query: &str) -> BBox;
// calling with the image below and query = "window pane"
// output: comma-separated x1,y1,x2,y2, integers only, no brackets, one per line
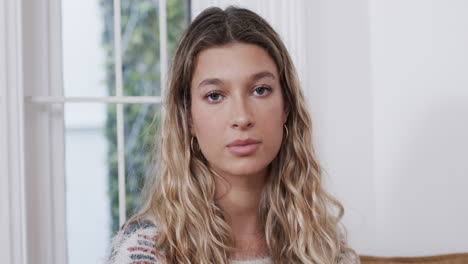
124,103,161,220
65,103,115,264
167,0,189,58
62,0,188,98
62,0,116,96
119,0,188,97
62,1,190,263
120,1,160,96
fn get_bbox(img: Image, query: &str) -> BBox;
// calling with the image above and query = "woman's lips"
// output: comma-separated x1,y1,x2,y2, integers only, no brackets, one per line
227,143,261,156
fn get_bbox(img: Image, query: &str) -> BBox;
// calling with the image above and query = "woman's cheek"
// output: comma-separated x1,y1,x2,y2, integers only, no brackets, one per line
197,121,223,156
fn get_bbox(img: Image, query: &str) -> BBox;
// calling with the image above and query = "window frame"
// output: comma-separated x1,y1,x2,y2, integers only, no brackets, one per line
4,0,169,263
1,0,28,263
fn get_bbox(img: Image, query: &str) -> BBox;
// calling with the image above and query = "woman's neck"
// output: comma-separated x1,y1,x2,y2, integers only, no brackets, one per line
212,167,269,257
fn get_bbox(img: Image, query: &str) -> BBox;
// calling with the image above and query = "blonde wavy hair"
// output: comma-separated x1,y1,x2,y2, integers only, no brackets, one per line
125,6,358,264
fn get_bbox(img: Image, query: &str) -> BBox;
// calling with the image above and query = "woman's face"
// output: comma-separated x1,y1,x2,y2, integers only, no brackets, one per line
190,42,286,178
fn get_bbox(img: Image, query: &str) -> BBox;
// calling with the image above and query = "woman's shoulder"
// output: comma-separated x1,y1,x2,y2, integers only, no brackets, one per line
339,252,361,264
338,225,361,264
106,214,163,264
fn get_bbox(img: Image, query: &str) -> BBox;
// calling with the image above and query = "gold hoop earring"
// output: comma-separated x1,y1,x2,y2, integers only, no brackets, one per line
191,136,195,153
283,124,289,138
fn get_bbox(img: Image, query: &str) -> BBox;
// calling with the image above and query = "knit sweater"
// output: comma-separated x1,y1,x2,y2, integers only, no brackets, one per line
105,215,359,264
105,215,271,264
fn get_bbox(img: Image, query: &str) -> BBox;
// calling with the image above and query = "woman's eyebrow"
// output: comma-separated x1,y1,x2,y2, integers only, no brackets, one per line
251,71,276,82
197,71,276,89
198,78,223,89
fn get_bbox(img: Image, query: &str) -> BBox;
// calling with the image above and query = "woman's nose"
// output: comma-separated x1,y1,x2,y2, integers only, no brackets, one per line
230,97,254,130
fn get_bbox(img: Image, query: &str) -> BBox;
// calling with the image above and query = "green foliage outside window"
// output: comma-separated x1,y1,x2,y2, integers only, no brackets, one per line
99,0,189,234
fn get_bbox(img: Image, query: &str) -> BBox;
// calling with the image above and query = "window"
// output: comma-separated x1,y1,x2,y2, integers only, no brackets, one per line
24,0,189,263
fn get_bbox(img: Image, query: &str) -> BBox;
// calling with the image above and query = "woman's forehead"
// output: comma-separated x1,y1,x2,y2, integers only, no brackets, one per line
191,43,279,87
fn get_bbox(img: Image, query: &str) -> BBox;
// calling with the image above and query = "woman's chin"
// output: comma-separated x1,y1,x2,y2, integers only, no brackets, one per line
215,164,269,179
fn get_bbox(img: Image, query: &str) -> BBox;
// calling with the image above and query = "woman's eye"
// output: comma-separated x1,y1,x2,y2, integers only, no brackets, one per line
253,86,272,96
205,92,224,103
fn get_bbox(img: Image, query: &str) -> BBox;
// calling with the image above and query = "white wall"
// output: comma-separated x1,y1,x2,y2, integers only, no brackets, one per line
370,0,468,256
307,0,378,255
192,0,468,257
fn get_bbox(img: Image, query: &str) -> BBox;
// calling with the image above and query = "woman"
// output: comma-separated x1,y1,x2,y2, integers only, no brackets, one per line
107,6,359,264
